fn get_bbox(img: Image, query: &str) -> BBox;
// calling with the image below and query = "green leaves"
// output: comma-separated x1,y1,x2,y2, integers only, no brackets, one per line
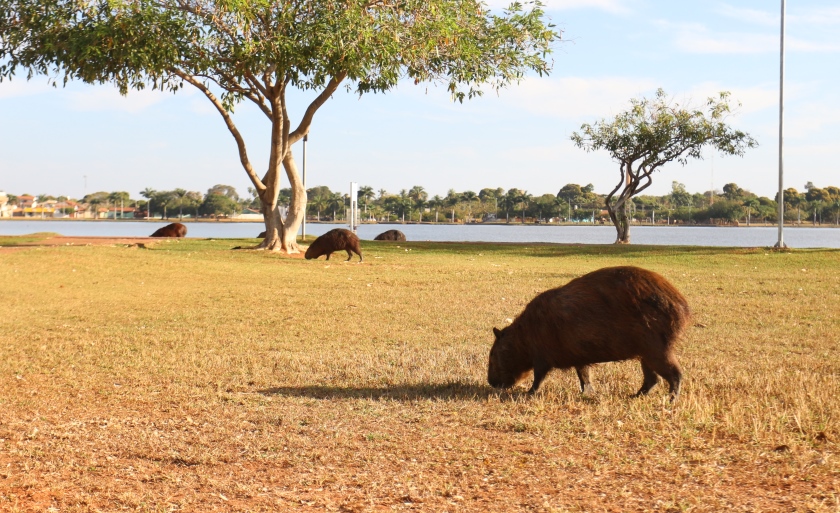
1,0,560,103
571,89,758,243
571,88,758,177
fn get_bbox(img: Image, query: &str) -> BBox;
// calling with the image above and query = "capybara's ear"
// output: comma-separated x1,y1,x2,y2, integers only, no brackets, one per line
492,327,501,338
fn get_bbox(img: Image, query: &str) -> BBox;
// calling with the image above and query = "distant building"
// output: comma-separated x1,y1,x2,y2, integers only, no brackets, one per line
0,191,10,218
105,206,136,219
17,194,35,208
232,207,267,221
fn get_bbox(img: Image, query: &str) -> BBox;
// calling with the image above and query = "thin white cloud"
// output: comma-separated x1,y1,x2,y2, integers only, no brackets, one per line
0,79,53,99
656,20,840,54
717,4,840,27
484,0,634,15
64,86,169,113
499,76,660,121
716,5,778,27
681,82,779,116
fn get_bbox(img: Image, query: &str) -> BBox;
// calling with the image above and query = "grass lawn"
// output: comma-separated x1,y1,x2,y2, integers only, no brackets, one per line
0,237,838,512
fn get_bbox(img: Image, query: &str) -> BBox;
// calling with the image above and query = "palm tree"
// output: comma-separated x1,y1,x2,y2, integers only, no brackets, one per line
502,189,521,223
172,188,187,220
140,188,156,218
327,192,345,221
743,198,759,226
430,195,443,223
461,190,478,222
408,186,427,222
518,191,532,223
358,185,375,218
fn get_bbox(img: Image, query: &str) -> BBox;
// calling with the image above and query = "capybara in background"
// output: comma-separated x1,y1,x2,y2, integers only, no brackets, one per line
488,266,689,400
150,222,187,238
305,228,362,262
373,229,406,242
257,231,266,238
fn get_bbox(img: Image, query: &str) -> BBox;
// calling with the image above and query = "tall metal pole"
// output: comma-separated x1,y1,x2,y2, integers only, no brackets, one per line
775,0,787,248
302,134,307,240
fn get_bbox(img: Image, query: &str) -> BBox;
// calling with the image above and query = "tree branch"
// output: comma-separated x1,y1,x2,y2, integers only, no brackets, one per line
173,69,266,192
289,71,348,144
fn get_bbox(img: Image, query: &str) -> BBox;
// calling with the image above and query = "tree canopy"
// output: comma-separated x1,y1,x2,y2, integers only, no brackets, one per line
1,0,559,252
571,89,757,243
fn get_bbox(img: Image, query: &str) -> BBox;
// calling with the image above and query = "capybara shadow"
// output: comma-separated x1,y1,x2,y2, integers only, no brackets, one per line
373,229,406,242
150,222,187,238
488,266,690,401
305,228,362,262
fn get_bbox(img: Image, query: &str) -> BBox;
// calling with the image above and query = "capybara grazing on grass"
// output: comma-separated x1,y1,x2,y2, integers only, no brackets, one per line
150,222,187,238
488,266,690,400
305,228,362,262
373,229,406,242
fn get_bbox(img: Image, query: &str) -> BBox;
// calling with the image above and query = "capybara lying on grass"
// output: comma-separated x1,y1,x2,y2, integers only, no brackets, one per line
488,266,690,400
373,229,406,242
305,228,362,262
150,222,187,238
257,231,266,238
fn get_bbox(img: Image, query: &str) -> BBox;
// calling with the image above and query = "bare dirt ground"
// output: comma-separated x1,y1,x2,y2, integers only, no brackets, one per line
2,236,161,247
0,236,309,257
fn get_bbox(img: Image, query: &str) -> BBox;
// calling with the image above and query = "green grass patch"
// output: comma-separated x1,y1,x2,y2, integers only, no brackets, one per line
0,240,837,511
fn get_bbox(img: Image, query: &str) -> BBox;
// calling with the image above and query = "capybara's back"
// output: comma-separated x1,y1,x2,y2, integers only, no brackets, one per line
488,266,689,399
150,222,187,238
305,228,363,262
373,229,406,242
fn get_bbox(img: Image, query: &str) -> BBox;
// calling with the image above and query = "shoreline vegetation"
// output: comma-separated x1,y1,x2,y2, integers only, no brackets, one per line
1,239,837,511
1,217,838,228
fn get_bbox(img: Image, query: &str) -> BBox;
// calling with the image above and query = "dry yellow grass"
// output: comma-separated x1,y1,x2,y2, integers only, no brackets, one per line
0,237,838,512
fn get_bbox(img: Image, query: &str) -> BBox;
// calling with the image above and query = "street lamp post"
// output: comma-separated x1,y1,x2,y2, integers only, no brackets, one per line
775,0,787,248
302,134,308,240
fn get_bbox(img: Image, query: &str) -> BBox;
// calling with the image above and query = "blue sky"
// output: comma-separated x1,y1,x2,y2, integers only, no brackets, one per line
1,0,838,201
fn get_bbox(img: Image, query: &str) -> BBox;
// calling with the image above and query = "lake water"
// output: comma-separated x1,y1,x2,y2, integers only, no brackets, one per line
1,220,838,248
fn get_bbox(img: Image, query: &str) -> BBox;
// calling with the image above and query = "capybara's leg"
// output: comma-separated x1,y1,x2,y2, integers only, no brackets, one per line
575,365,594,394
635,361,660,396
325,252,331,261
646,353,682,400
345,249,353,261
528,360,551,395
356,251,363,262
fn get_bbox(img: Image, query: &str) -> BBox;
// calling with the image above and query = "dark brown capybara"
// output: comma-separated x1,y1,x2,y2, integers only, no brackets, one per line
305,228,362,262
488,266,690,400
257,231,266,238
150,222,187,238
373,229,406,242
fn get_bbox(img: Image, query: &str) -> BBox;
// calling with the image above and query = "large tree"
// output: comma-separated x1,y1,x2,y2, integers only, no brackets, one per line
1,0,559,252
571,89,757,244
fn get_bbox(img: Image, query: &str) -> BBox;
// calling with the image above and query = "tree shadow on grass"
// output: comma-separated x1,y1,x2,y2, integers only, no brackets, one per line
258,381,497,401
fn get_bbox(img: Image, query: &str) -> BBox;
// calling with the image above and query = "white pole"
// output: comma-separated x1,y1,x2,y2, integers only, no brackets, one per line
775,0,787,248
302,135,307,240
349,182,358,232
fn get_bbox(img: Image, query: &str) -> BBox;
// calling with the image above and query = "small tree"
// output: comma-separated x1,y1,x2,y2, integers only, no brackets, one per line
571,89,757,243
2,0,559,253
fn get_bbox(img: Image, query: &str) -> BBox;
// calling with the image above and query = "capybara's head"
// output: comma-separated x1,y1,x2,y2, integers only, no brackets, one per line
487,326,532,389
304,244,321,260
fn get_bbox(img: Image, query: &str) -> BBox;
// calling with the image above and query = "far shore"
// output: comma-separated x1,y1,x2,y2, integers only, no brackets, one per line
1,217,837,228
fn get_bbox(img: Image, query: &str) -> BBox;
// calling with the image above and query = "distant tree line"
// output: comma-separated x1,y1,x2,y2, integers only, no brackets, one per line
9,181,840,225
299,181,840,226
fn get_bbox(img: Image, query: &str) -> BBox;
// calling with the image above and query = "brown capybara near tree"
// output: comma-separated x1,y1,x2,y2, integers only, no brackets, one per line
305,228,362,262
257,231,266,238
488,266,690,400
150,222,187,238
373,229,406,242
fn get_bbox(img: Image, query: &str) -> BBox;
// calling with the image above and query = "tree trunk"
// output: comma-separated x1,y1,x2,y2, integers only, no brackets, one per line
606,197,631,244
279,153,305,253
